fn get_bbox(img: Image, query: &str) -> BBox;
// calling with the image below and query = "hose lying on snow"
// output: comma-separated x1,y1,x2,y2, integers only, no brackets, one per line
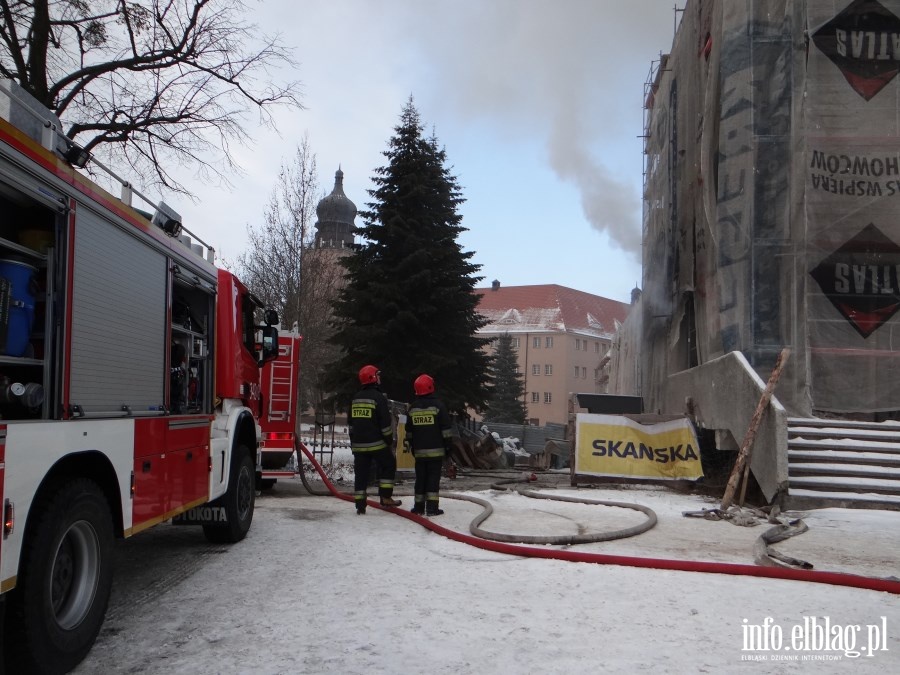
452,476,657,545
683,505,814,569
295,441,900,595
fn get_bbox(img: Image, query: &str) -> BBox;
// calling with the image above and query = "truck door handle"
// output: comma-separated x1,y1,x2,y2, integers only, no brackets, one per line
142,460,151,473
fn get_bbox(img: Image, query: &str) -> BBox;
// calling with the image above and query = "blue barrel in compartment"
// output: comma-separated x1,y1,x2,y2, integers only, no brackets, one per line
0,258,37,357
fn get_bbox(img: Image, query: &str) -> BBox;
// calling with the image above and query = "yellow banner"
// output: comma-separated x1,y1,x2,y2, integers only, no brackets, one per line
395,415,415,470
575,414,703,480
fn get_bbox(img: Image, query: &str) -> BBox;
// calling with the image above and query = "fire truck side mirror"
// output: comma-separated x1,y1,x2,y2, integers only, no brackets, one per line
258,325,279,366
264,309,279,326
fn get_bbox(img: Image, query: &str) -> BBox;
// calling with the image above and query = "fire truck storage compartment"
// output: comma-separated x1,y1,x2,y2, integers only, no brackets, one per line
0,258,36,355
0,173,57,420
69,205,168,416
171,272,214,415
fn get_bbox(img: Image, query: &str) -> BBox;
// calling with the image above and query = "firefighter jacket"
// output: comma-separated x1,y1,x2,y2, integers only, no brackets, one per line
349,384,393,453
405,394,453,459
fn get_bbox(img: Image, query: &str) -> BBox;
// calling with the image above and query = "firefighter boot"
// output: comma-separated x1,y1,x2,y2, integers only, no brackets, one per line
425,500,444,517
355,497,366,515
380,496,402,508
411,498,426,515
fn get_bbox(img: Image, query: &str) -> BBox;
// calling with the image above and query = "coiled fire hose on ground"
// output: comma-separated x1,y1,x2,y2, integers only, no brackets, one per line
295,440,900,595
455,476,658,545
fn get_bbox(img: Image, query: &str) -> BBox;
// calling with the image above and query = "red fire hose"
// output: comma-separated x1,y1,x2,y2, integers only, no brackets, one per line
296,441,900,595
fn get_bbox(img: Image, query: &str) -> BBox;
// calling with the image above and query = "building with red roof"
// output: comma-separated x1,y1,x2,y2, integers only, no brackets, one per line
476,281,635,426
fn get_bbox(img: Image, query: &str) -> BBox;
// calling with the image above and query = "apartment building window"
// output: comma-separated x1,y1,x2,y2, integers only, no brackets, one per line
544,364,552,376
515,365,521,375
544,392,552,403
594,342,600,353
582,367,587,378
574,366,579,378
511,337,520,348
545,336,553,348
532,364,541,376
575,339,581,351
531,392,540,403
533,337,541,349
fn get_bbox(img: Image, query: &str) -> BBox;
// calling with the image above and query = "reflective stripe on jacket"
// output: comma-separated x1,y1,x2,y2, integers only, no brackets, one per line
406,395,452,459
350,385,393,453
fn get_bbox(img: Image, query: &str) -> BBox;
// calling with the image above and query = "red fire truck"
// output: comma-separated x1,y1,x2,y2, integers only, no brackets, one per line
259,329,302,489
0,79,280,673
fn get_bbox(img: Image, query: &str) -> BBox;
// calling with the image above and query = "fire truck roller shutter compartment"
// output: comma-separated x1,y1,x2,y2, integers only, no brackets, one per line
69,207,167,415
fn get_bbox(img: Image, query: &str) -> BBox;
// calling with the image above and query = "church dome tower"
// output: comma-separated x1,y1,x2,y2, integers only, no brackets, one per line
314,168,356,250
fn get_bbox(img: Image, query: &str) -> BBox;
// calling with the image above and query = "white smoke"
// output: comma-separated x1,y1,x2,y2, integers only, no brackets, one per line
394,0,674,256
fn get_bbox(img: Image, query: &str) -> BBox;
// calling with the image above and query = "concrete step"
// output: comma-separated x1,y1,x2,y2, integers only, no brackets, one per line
788,474,900,495
788,424,900,443
788,437,900,454
787,417,900,433
789,449,900,467
789,462,900,480
786,488,900,511
788,427,900,444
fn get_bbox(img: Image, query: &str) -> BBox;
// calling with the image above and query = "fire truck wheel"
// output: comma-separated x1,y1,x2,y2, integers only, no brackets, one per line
5,478,113,674
203,446,255,543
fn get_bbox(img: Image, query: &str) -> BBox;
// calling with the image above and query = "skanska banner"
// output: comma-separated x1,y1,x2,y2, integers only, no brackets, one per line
574,414,703,480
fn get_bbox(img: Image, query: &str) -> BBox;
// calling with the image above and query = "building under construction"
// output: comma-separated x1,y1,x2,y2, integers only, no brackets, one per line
610,0,900,508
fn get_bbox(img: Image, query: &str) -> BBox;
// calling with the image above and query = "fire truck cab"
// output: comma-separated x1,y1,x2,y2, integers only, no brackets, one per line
0,79,279,672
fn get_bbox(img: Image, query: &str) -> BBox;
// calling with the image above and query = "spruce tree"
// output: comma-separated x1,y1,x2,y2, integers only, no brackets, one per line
483,333,527,424
325,98,491,414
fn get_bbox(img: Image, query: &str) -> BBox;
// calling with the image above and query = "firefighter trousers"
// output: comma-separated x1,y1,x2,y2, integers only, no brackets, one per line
413,457,443,508
353,447,397,508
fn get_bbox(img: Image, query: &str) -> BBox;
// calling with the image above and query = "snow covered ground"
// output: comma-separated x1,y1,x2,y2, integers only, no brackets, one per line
74,455,900,674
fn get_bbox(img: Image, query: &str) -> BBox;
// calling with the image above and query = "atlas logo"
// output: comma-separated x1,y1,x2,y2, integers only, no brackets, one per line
812,0,900,100
810,223,900,338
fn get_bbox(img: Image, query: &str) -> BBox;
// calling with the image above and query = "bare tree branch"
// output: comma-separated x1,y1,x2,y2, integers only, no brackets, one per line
0,0,302,194
235,138,346,411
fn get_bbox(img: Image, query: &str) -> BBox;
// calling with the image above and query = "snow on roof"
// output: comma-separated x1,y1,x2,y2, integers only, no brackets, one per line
476,284,632,337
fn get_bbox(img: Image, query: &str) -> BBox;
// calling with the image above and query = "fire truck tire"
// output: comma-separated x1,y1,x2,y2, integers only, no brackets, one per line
4,478,113,674
203,447,255,543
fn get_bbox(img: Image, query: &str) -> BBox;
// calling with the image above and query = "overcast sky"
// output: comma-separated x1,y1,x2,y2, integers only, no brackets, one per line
173,0,677,304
